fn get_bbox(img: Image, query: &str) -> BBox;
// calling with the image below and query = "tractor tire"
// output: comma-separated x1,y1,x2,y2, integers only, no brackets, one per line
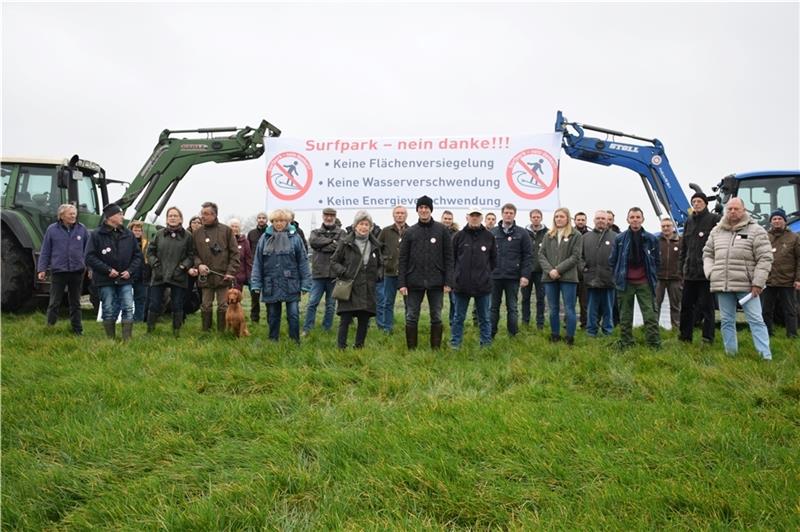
1,232,34,312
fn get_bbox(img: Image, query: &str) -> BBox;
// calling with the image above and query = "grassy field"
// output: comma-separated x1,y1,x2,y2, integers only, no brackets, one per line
2,301,799,530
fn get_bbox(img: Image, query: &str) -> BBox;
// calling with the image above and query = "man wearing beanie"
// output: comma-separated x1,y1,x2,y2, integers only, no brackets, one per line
762,208,799,338
679,191,720,344
85,203,143,340
398,195,454,349
303,207,346,335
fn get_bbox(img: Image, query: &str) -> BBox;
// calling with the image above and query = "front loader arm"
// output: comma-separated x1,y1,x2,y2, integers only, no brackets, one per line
555,111,690,228
115,120,281,221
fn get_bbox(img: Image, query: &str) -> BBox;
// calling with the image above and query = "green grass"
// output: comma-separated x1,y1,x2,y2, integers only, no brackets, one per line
2,301,799,530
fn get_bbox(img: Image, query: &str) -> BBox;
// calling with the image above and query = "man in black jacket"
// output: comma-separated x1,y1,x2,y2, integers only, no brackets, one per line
398,195,454,349
490,203,533,338
451,207,497,348
85,203,143,340
679,192,720,343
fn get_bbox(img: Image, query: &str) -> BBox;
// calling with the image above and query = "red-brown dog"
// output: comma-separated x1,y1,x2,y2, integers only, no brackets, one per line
225,288,250,337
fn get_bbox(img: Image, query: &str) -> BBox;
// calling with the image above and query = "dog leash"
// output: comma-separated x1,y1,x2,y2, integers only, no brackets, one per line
199,267,234,287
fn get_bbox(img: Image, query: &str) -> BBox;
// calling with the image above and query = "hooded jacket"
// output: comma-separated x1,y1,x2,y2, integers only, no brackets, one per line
703,214,773,292
250,225,312,303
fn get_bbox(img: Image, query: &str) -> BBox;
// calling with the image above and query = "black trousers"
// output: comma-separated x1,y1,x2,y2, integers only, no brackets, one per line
679,280,716,341
46,271,84,333
762,286,798,337
338,310,371,348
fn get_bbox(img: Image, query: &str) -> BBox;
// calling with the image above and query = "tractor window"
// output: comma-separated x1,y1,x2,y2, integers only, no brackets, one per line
737,175,800,227
15,166,58,211
75,173,99,214
1,164,11,201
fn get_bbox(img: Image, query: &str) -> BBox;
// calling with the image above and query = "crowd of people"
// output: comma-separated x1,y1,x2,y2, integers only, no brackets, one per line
37,193,799,359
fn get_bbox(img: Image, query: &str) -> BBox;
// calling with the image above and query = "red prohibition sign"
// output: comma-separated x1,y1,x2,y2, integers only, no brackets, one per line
266,151,314,201
506,148,559,200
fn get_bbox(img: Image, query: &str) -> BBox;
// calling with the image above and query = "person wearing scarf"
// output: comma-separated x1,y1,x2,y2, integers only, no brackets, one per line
609,207,661,349
146,206,197,336
250,208,312,343
331,210,383,349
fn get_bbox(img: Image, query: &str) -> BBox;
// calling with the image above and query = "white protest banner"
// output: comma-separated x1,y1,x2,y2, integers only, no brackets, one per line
264,133,562,212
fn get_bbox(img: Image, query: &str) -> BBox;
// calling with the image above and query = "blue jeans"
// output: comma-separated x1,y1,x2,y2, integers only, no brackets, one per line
544,281,577,338
521,272,545,327
717,292,772,359
132,281,148,322
587,287,615,336
303,278,336,332
99,284,134,322
377,275,401,332
267,300,300,342
451,292,492,347
375,279,385,326
491,278,520,337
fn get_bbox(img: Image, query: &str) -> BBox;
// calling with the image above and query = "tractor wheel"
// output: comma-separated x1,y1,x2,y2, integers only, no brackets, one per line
1,232,34,312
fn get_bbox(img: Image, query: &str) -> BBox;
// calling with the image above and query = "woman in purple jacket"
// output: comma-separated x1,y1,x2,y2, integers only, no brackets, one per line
37,204,90,335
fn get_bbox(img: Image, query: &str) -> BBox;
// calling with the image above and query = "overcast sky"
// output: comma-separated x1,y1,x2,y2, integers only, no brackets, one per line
3,2,798,231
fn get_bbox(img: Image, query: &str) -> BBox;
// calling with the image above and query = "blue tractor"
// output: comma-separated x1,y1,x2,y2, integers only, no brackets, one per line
555,111,800,231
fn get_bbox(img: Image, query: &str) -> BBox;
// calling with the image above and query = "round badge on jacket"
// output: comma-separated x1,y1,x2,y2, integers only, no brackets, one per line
430,237,436,244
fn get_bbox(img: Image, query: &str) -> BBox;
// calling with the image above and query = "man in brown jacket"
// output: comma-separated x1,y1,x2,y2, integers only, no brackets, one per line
656,216,682,329
193,201,240,332
377,205,408,333
762,209,799,338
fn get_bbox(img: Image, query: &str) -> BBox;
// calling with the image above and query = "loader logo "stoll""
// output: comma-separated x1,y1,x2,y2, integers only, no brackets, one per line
506,148,559,200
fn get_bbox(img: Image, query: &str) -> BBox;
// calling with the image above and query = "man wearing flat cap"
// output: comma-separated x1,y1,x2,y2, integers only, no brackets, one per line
304,207,346,335
85,203,143,340
398,195,454,349
450,207,497,348
679,191,720,344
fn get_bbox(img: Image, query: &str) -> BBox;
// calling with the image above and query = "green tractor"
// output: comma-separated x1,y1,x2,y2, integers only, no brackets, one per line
1,120,280,312
1,156,112,310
